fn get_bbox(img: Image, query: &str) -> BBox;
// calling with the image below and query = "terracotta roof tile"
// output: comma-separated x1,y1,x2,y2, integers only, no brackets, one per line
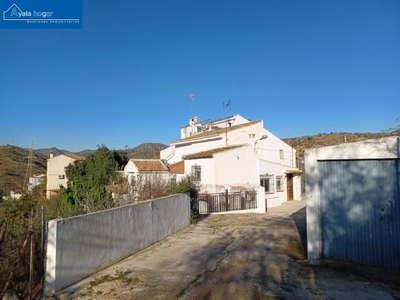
183,144,247,160
169,161,184,174
171,120,261,144
64,153,86,161
131,159,168,172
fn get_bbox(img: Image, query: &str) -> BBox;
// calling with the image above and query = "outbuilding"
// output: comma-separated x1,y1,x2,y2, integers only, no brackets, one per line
305,136,400,271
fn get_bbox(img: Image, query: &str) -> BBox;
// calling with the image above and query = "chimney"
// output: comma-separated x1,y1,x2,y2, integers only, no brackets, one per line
193,116,198,124
50,151,54,158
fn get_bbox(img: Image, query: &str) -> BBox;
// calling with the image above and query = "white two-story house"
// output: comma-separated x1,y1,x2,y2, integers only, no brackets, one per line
161,114,301,208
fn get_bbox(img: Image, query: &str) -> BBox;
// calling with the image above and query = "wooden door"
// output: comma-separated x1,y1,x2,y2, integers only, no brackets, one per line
287,174,293,200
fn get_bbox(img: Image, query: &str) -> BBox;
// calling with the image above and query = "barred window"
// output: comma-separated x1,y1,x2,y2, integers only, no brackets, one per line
260,175,274,193
276,176,284,192
191,165,201,181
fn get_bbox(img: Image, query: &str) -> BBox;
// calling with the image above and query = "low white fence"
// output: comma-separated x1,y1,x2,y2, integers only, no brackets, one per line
45,194,190,294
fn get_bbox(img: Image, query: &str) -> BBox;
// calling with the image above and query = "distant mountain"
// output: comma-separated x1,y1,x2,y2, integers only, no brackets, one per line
0,145,47,194
127,143,168,159
35,147,71,158
75,149,95,156
35,143,168,159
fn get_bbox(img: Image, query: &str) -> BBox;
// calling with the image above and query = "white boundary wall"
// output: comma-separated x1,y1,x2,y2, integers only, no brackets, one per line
45,194,190,294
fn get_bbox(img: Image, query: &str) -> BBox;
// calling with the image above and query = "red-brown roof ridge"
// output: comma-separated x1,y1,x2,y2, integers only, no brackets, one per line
168,161,184,174
130,159,168,172
64,153,86,161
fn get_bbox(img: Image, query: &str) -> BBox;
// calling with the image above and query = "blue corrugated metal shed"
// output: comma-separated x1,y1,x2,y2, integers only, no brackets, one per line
318,159,400,271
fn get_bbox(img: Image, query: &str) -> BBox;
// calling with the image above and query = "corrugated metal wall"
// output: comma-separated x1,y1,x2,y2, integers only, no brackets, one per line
318,159,400,271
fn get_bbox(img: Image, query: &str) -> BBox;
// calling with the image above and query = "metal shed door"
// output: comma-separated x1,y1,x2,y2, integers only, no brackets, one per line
318,159,400,271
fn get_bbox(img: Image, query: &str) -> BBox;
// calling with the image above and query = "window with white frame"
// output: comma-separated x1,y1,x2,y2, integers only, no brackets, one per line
191,165,201,181
276,176,284,192
260,175,274,193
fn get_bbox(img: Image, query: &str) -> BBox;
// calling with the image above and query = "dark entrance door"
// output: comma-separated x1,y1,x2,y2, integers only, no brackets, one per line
287,174,293,200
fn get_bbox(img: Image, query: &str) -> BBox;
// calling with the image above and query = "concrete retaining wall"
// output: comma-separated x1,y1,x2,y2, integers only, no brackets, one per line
45,194,190,294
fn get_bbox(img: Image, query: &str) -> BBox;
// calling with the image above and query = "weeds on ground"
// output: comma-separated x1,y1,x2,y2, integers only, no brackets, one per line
123,277,141,285
78,268,141,297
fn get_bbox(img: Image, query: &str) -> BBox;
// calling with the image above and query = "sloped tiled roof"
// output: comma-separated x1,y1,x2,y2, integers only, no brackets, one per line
64,153,86,161
131,159,168,172
172,120,262,144
183,144,247,160
169,161,184,174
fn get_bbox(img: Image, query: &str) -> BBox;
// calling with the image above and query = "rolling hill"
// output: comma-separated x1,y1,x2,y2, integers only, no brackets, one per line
0,145,47,194
0,143,168,195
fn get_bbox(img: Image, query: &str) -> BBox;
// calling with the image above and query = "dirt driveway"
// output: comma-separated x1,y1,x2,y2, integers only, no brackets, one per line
52,201,400,300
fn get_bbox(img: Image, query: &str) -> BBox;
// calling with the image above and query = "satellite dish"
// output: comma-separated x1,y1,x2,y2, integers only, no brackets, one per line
189,93,195,100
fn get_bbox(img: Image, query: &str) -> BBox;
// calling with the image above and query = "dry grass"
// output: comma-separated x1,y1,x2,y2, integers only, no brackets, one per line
274,236,307,260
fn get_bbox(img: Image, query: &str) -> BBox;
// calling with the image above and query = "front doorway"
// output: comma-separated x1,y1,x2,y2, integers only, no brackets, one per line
287,174,293,200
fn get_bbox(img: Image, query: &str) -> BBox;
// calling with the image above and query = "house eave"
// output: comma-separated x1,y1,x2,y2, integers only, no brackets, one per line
171,135,222,146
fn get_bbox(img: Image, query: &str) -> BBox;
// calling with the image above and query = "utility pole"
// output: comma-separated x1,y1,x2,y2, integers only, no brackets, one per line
24,141,34,192
223,100,231,146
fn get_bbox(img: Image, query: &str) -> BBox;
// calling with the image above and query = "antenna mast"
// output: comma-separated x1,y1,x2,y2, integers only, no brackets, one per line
223,100,231,146
189,93,195,118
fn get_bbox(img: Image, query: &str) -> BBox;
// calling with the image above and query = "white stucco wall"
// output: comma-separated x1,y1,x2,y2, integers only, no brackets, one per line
292,174,301,200
214,145,259,190
163,136,224,165
160,114,299,208
123,160,139,174
163,120,297,168
253,125,296,167
259,159,287,207
305,136,400,264
183,146,260,193
124,161,171,186
184,158,216,193
183,143,301,204
179,114,251,139
45,194,190,295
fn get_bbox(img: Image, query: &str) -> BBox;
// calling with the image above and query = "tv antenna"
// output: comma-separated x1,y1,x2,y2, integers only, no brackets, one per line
223,99,231,112
189,93,195,118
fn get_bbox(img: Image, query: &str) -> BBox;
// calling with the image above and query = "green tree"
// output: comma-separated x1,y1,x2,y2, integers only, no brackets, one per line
60,145,128,213
168,175,199,199
168,175,200,224
0,194,42,299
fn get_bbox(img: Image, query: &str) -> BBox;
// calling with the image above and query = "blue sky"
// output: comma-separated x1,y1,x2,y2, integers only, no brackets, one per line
1,0,399,152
